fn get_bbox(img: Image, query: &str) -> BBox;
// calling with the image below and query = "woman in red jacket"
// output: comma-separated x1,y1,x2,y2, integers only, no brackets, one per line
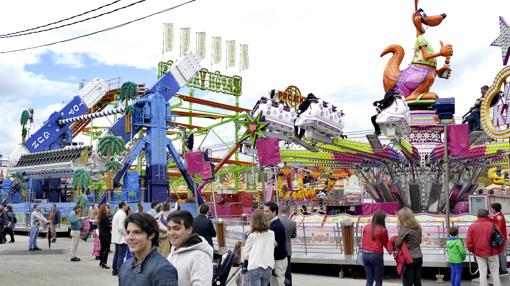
362,211,389,286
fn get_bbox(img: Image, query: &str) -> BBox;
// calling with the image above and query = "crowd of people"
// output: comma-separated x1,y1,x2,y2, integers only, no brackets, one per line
359,203,508,286
1,199,508,285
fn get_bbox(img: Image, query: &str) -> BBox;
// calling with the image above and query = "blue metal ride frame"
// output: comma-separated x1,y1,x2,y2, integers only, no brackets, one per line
110,53,202,203
166,139,204,205
24,96,88,152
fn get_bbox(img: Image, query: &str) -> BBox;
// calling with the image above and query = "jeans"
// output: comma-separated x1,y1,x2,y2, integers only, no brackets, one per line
112,243,127,275
285,255,292,286
246,267,272,286
476,255,501,286
29,226,39,250
402,257,422,286
363,252,384,286
450,263,462,286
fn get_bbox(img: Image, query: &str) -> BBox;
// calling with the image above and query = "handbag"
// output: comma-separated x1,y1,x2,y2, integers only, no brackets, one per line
490,222,505,248
241,259,249,274
356,246,364,265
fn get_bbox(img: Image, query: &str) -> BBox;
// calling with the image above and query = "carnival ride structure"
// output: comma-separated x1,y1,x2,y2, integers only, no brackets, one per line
3,53,206,221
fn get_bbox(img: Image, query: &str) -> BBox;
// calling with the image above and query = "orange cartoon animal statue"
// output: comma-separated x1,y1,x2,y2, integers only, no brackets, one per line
381,0,454,101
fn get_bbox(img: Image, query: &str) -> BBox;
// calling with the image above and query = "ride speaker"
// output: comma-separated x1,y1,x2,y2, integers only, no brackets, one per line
427,182,442,213
409,183,421,213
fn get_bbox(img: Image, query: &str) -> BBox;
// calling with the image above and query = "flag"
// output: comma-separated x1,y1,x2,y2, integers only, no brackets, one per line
180,27,190,56
196,32,206,59
163,23,174,52
226,40,236,67
240,44,249,70
212,36,222,64
447,124,469,156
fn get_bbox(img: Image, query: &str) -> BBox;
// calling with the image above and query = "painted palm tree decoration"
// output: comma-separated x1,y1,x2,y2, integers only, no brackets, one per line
105,160,122,189
72,169,91,195
98,135,125,161
238,112,268,147
119,81,137,134
13,172,27,200
76,193,89,211
20,109,30,143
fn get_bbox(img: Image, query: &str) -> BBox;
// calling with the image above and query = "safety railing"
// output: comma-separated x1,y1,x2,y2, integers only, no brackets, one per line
355,221,447,254
217,219,449,258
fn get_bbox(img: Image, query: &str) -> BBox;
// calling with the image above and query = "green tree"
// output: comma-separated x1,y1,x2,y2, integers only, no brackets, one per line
119,81,137,134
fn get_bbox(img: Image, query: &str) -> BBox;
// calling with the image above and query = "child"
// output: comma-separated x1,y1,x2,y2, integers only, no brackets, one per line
447,226,466,286
91,228,100,260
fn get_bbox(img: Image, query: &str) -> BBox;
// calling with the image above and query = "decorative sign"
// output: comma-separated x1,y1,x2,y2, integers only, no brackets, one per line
274,85,306,108
481,65,510,139
157,62,243,97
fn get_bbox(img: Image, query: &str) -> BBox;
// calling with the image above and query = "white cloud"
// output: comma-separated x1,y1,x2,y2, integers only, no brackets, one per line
52,53,84,68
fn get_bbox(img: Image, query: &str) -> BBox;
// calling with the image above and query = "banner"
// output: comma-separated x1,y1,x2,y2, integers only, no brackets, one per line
447,124,469,156
212,36,222,64
196,32,206,59
180,27,191,56
240,44,249,70
163,23,174,52
226,40,236,67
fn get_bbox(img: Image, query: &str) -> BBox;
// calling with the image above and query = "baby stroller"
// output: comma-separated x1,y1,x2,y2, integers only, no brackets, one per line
212,250,238,286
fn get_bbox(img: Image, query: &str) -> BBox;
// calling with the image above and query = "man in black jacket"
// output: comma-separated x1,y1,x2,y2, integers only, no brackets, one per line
264,201,288,286
294,93,317,139
192,204,216,247
0,204,8,244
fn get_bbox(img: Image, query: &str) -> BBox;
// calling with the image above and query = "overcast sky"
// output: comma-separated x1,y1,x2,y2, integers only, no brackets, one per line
0,0,509,158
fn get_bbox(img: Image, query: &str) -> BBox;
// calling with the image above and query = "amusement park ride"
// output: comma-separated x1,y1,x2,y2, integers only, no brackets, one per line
1,0,510,275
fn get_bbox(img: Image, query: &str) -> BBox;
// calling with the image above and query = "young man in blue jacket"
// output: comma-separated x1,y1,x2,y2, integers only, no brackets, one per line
119,213,178,286
264,201,288,286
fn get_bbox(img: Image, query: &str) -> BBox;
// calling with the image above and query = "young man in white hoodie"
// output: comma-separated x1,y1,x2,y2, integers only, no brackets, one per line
167,210,213,286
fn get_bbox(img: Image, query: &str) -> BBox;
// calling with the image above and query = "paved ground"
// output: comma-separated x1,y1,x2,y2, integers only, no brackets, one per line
0,234,463,286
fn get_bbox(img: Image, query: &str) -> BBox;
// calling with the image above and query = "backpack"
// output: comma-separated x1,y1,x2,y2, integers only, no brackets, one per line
490,222,505,248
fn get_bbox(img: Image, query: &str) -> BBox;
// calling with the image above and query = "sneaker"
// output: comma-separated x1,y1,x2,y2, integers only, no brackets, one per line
70,257,81,262
33,247,42,251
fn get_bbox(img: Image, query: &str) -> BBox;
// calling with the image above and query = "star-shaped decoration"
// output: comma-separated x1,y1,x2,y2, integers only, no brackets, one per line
491,16,510,66
238,112,268,146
